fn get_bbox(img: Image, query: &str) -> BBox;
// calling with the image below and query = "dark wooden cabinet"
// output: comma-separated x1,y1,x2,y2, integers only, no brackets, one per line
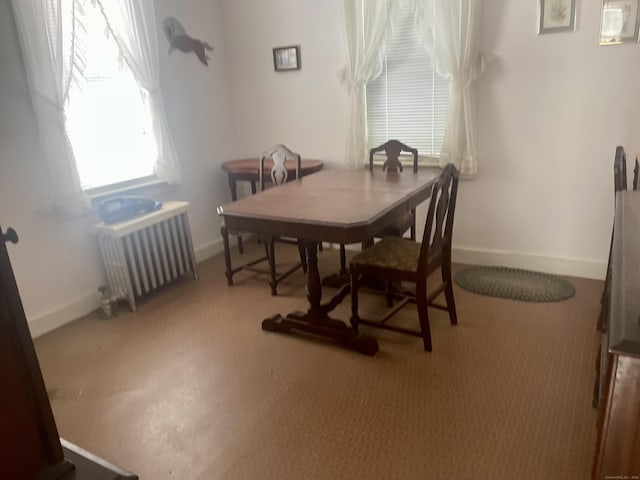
0,224,137,480
593,192,640,479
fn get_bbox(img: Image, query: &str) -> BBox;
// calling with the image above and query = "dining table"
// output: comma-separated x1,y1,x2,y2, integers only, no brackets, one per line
217,167,442,355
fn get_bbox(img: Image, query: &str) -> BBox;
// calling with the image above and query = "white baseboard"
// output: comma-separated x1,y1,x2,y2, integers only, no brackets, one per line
29,239,226,338
29,241,604,338
318,244,606,280
29,291,102,338
194,238,225,263
452,246,606,281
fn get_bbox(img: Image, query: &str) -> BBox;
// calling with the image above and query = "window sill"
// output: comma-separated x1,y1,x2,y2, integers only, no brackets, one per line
48,179,179,223
49,180,179,223
369,160,441,169
88,179,176,205
369,153,440,169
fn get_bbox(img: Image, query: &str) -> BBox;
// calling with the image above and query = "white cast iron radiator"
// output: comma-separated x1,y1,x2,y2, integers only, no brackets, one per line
93,201,198,311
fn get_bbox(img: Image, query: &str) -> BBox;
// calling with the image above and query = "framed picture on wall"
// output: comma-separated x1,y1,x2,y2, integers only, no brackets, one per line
273,46,301,71
599,0,640,44
538,0,577,34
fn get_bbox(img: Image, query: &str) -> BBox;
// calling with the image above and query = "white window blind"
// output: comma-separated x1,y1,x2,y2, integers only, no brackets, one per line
366,4,449,161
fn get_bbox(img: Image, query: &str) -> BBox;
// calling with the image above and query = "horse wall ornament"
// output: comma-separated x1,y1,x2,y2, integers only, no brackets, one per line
163,17,213,66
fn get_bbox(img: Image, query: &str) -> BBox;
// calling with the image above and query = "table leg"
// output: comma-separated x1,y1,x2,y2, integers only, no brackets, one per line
227,174,244,254
261,240,378,355
228,175,238,202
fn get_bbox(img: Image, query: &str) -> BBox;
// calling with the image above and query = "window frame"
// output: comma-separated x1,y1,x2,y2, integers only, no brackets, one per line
62,0,162,194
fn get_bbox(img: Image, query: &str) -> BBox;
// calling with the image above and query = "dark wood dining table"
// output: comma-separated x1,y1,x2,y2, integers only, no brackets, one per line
217,168,441,355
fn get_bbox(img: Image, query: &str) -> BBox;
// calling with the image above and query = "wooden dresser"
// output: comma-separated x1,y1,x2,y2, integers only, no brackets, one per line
593,191,640,479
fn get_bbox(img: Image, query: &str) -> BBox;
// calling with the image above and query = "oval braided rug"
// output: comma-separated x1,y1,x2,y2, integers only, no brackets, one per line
454,266,575,302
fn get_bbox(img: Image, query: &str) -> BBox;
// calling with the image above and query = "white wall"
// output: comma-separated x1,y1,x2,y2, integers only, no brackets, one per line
219,0,349,167
221,0,640,279
0,0,234,335
154,0,234,258
3,0,638,335
457,0,640,278
0,0,103,333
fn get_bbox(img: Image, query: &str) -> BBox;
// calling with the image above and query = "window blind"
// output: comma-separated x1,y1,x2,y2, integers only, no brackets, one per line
365,4,449,161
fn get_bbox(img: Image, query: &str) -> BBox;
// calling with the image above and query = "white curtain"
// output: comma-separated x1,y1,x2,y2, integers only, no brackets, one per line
412,0,486,176
11,0,90,217
97,0,181,184
340,0,399,169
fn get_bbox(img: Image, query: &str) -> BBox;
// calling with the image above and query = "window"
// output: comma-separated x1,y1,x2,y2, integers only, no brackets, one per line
63,1,158,191
366,4,449,162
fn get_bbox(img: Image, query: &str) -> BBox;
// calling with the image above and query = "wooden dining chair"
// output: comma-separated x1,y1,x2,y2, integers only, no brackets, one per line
597,146,628,332
349,163,459,351
335,140,420,276
593,146,633,407
369,140,419,238
220,144,306,295
614,146,627,192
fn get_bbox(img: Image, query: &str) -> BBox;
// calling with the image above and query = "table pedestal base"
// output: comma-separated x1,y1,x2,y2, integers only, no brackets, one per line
262,242,378,356
262,312,378,356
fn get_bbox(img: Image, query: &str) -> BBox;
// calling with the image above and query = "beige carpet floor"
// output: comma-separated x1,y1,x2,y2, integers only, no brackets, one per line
34,242,600,479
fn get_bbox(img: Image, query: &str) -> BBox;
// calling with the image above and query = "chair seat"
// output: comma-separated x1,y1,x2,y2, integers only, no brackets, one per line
352,236,441,276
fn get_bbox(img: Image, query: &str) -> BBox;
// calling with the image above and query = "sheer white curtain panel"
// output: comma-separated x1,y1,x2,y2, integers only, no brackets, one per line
411,0,487,176
340,0,400,169
11,0,90,217
96,0,181,184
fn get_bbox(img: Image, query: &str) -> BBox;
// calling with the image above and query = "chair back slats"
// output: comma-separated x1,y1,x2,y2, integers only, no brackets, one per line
418,163,459,277
430,186,450,251
369,140,418,173
614,146,627,193
259,144,302,190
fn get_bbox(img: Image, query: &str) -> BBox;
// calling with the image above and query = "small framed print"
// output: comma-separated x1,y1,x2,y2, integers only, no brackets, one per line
538,0,577,34
599,0,640,45
273,45,301,71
